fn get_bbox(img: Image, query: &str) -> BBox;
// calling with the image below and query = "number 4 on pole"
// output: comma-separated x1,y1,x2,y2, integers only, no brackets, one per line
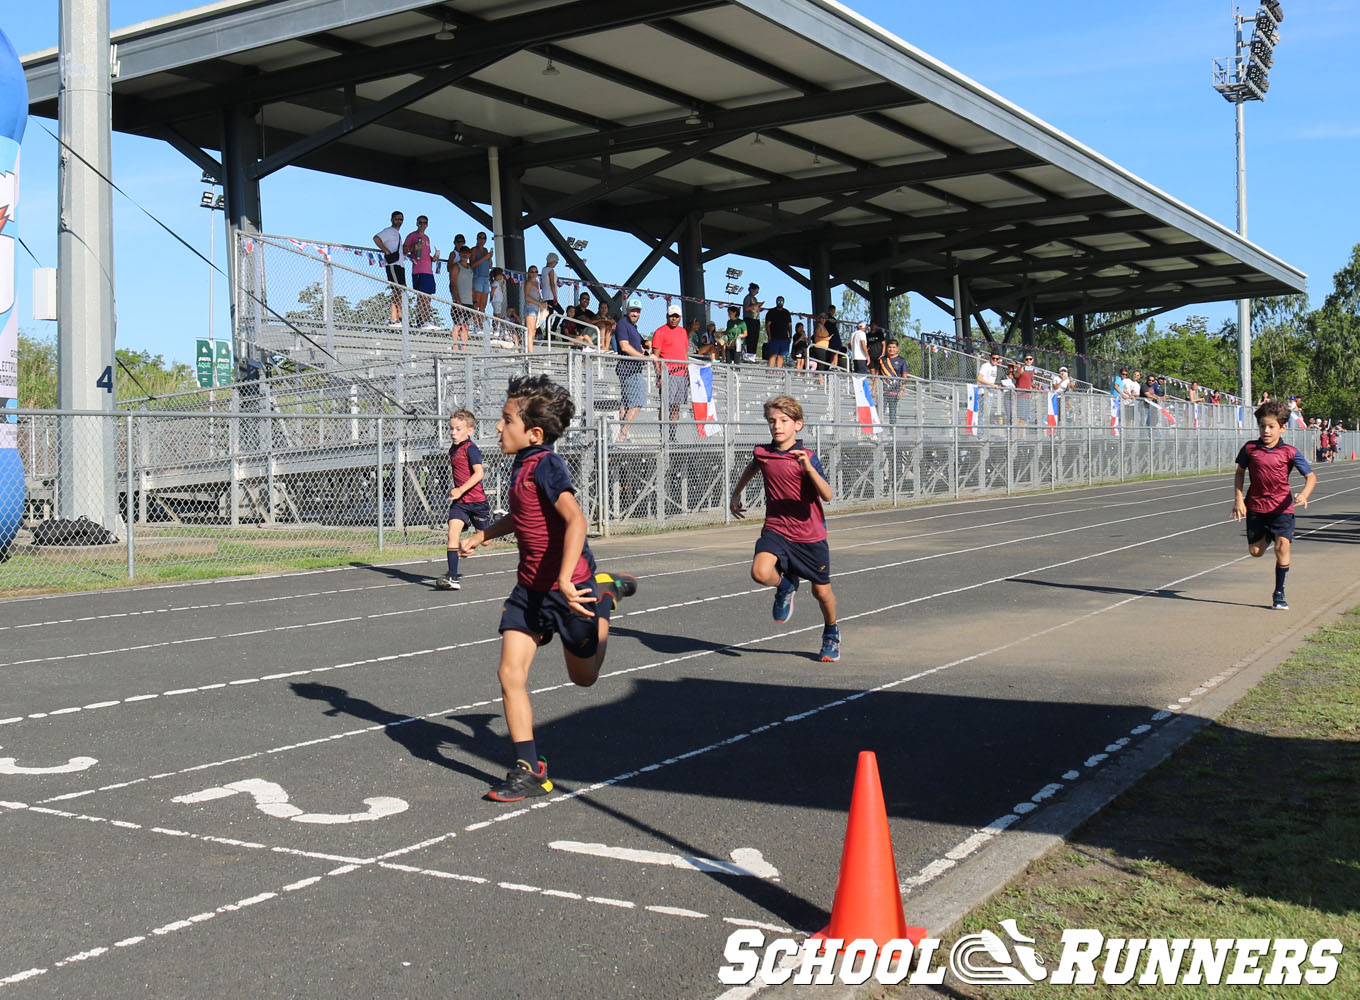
96,366,113,393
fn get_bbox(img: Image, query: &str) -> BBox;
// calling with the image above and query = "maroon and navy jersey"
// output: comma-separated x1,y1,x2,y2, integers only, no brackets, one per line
449,439,486,504
508,445,594,590
1236,439,1312,514
752,438,828,543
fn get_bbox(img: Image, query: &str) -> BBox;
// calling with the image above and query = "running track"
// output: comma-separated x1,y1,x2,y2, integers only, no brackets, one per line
3,467,1359,998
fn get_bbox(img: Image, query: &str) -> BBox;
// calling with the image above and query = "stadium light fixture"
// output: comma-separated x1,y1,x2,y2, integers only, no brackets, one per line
434,22,456,41
752,132,764,146
725,283,742,294
684,106,702,126
542,58,560,77
726,267,743,279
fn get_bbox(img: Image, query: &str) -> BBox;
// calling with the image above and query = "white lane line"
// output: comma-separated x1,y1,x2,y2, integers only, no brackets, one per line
28,496,1317,804
0,543,699,627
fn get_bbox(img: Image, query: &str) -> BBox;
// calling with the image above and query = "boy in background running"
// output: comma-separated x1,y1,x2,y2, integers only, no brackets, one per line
1232,398,1317,611
438,409,489,591
460,376,636,801
730,395,841,661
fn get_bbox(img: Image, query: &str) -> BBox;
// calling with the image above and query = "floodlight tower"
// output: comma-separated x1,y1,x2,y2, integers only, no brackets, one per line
1213,1,1283,406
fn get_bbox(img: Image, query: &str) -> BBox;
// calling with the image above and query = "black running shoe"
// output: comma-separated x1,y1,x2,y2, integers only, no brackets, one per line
595,572,638,609
486,758,553,802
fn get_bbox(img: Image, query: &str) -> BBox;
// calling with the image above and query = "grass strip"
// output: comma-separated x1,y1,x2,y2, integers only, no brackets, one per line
892,607,1360,999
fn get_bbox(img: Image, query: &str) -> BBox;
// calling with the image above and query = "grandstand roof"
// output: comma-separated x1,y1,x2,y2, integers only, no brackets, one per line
22,0,1307,317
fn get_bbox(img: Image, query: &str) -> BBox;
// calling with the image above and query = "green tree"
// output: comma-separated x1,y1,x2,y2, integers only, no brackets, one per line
114,348,197,401
17,329,57,409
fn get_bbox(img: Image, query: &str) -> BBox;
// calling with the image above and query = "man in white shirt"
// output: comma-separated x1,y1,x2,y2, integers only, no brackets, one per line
849,322,869,374
372,210,404,325
977,349,1000,425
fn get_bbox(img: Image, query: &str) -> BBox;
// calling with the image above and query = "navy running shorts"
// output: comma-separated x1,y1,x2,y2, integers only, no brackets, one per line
1245,510,1295,545
754,530,831,587
499,578,610,658
413,272,436,295
448,500,492,531
767,337,791,358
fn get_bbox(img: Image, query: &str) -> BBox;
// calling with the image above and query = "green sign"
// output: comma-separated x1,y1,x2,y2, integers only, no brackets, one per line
195,339,214,388
213,340,234,387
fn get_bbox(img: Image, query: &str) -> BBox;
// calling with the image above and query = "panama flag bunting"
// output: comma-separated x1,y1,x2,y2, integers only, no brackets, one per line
965,384,981,435
687,363,721,438
1145,398,1176,425
1045,392,1059,434
1236,405,1244,429
854,377,881,435
1193,403,1200,430
1110,396,1120,436
1290,409,1307,430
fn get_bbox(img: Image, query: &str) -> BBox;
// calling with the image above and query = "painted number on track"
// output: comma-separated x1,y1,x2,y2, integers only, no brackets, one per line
0,747,98,775
172,778,408,824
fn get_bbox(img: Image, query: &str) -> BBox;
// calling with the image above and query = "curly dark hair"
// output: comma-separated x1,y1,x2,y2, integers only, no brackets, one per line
507,374,575,444
1254,399,1290,426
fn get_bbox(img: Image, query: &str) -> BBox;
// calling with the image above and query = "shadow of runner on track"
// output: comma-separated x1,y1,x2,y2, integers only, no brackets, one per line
1007,577,1264,609
290,682,504,783
346,562,445,585
607,624,752,658
1292,512,1360,545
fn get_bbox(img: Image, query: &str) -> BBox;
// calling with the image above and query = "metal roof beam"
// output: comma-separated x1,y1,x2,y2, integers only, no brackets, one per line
701,184,903,262
979,263,1255,310
117,0,721,131
499,83,917,169
642,148,1040,215
959,241,1219,280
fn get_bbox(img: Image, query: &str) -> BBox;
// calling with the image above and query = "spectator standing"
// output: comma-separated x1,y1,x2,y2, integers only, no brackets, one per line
489,268,507,320
765,296,793,368
1188,381,1203,404
402,214,438,329
652,304,693,438
978,350,1000,425
541,254,562,316
723,305,746,364
455,244,475,309
849,321,869,374
824,305,840,349
866,322,886,371
1016,352,1036,424
522,265,547,351
810,315,834,371
612,298,649,442
372,210,405,325
876,340,908,424
469,232,493,313
1051,365,1072,422
742,283,764,357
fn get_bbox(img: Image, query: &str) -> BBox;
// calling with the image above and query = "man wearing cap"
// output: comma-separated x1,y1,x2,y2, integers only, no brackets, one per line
742,283,764,357
1052,365,1073,422
612,298,649,441
765,295,792,368
849,321,870,375
541,254,563,317
652,304,693,439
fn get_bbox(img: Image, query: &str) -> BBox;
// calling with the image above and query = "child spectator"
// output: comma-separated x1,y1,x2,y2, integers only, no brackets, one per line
438,410,489,591
459,375,637,801
489,267,507,320
724,305,747,364
1231,399,1317,611
729,395,841,662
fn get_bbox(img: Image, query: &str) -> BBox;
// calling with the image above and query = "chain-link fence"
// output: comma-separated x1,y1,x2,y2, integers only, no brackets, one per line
8,385,1350,594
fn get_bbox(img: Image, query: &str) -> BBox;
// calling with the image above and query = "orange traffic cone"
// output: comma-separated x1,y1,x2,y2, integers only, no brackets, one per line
1351,451,1356,461
811,751,927,950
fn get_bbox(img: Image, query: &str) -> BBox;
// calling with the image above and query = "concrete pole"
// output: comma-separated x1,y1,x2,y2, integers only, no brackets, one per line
57,0,118,527
1235,98,1252,406
221,105,261,369
810,244,832,315
952,271,968,343
488,146,504,268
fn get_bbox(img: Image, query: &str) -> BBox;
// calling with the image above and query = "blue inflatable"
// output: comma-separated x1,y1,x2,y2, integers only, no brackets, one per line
0,28,26,555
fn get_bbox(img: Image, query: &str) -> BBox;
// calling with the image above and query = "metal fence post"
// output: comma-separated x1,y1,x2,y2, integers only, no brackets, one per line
322,260,335,358
376,416,385,551
722,415,733,524
394,420,405,533
952,416,960,499
125,412,135,579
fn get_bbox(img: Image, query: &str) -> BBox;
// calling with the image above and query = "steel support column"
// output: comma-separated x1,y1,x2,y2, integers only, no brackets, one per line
500,165,526,316
677,212,707,330
221,104,262,364
869,271,889,329
811,244,832,315
1073,312,1089,384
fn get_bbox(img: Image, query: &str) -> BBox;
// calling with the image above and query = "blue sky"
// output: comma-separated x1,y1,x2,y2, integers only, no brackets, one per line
4,0,1358,365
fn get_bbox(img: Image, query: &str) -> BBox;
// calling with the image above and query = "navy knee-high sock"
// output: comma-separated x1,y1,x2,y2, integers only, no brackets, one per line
446,549,459,576
1275,564,1288,595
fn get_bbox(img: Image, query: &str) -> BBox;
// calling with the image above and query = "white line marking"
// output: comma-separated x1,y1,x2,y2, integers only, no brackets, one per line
549,841,780,879
172,778,408,824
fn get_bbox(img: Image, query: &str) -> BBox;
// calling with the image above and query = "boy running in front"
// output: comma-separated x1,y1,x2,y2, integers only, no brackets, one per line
730,396,841,662
1232,398,1317,611
437,409,489,591
460,375,636,801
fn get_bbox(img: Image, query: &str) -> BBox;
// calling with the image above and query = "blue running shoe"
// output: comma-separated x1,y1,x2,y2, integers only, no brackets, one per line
819,627,841,663
772,577,796,624
1272,592,1288,611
